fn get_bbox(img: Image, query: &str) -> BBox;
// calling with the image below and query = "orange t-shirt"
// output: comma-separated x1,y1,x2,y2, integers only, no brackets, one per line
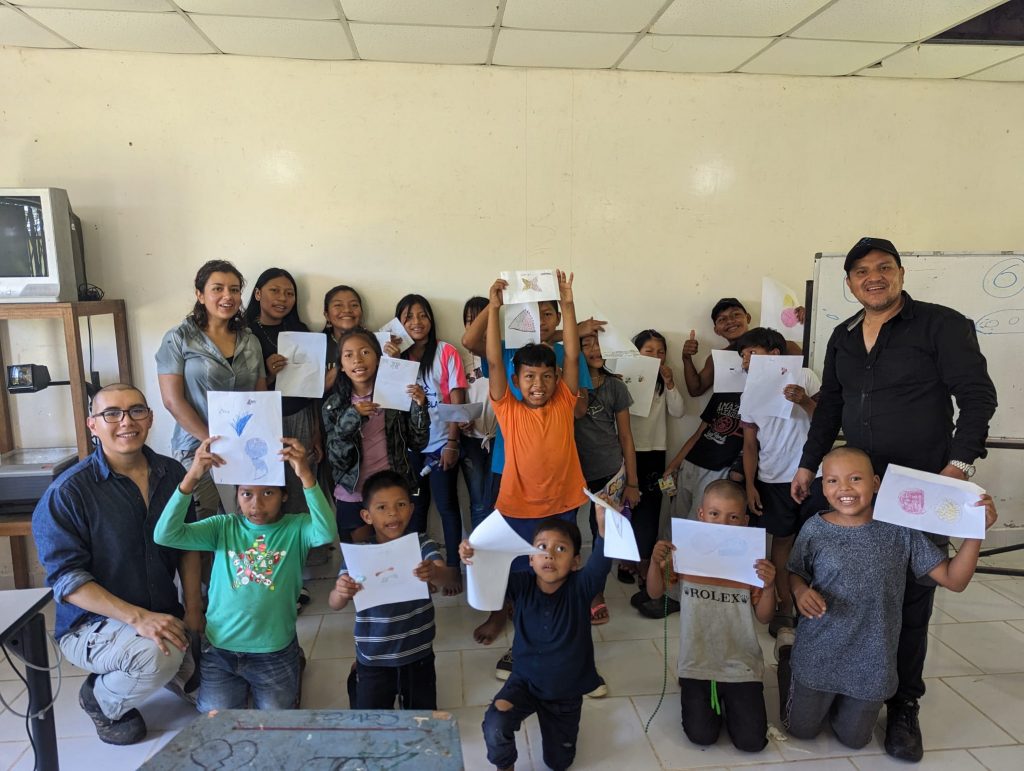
492,380,587,520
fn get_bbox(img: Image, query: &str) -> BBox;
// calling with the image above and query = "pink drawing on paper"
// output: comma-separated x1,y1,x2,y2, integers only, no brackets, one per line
508,307,537,333
898,489,926,515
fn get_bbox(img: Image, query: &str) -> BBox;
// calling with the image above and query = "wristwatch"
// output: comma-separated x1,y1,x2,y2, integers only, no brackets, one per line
948,460,976,478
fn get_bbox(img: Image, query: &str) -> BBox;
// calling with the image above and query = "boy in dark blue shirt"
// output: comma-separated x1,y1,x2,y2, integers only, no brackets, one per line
460,506,610,771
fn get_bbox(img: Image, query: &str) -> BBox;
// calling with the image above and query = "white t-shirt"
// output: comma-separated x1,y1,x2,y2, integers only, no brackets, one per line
739,367,821,484
630,384,686,452
463,354,497,442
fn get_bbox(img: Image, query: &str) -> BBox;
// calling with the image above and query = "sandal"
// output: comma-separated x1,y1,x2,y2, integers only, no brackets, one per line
590,602,610,625
616,565,636,585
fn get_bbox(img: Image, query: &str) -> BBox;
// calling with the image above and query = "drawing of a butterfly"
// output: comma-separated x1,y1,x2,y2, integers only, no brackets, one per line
521,276,542,292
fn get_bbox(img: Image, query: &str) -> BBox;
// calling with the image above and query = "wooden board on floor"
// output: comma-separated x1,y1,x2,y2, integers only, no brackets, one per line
142,709,464,770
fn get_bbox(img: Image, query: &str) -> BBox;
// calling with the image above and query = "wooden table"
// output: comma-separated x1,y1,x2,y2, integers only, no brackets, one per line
142,709,464,770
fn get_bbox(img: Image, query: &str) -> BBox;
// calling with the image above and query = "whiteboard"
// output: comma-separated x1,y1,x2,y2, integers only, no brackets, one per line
809,252,1023,444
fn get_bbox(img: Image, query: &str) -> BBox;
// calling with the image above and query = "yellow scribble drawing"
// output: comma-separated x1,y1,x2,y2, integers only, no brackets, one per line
935,498,962,523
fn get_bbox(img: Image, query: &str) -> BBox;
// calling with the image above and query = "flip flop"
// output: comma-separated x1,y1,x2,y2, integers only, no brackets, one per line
590,602,610,625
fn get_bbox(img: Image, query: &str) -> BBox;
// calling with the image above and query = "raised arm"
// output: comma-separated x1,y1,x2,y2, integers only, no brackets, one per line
557,270,580,395
681,330,713,397
486,279,509,401
461,303,490,356
928,494,998,591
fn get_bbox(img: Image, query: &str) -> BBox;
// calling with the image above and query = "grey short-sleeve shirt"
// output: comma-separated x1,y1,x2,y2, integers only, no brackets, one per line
787,514,945,702
155,317,266,454
574,376,633,481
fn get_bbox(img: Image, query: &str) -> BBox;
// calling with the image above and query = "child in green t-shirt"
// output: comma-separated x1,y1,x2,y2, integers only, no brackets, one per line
155,436,337,711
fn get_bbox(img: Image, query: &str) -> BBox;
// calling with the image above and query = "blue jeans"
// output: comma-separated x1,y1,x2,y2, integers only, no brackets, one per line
409,450,464,567
483,674,581,771
197,636,301,711
460,436,495,530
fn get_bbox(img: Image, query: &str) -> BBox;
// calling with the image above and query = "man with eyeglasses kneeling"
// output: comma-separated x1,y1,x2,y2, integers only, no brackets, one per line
32,383,204,745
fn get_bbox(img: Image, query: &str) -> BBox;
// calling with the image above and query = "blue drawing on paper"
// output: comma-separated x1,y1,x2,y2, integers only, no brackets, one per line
693,531,746,557
245,437,269,480
233,412,254,436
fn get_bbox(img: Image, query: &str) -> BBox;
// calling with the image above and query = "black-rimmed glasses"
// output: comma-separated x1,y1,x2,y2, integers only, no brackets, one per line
91,406,151,423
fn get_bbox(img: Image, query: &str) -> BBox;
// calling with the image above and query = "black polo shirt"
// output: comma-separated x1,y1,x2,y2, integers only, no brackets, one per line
800,292,997,476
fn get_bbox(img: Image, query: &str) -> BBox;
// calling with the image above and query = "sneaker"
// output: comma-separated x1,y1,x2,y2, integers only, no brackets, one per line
637,596,680,619
885,699,924,762
768,611,795,639
585,675,608,699
774,627,795,663
296,586,312,615
495,649,514,681
79,675,147,746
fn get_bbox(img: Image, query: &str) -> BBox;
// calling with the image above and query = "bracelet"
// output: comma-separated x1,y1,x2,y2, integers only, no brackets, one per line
442,446,458,453
625,483,639,489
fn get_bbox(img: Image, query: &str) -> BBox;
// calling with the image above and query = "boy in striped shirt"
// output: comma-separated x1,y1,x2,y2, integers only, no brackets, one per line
329,470,456,709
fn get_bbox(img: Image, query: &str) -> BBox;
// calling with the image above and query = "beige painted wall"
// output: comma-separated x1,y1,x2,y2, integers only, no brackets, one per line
1,47,1022,582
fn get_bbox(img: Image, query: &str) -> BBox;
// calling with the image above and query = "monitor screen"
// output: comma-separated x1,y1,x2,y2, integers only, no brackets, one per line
0,196,49,277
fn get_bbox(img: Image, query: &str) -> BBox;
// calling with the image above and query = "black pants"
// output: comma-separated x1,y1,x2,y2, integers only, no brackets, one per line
351,654,437,710
587,474,616,595
679,678,767,753
892,566,937,703
632,451,665,560
483,675,582,771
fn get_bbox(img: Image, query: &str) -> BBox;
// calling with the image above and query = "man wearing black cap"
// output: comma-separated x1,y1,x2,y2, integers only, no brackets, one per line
791,237,997,762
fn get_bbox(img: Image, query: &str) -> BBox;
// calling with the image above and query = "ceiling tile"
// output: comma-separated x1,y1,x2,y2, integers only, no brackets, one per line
349,23,492,64
502,0,665,33
857,43,1020,78
21,8,216,53
493,28,635,69
619,34,771,73
0,7,71,48
341,0,498,27
11,0,171,9
653,0,830,37
176,1,339,20
740,38,903,76
791,0,1006,44
965,52,1024,81
190,15,353,60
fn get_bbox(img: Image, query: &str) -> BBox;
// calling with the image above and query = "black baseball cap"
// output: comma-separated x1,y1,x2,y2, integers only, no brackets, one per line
844,237,901,273
711,298,747,322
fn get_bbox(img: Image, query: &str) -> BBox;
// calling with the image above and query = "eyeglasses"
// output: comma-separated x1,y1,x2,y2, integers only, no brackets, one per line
91,406,151,423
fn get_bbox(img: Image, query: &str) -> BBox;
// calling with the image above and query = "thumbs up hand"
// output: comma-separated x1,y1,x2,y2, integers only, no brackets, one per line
681,330,699,359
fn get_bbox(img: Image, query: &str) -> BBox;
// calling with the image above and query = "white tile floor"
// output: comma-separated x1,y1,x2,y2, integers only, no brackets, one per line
1,547,1022,769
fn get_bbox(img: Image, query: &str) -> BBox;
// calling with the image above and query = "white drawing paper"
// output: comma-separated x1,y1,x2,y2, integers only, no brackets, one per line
875,464,987,540
208,391,285,487
597,324,639,360
712,348,746,393
607,354,661,418
275,331,327,399
504,302,542,349
671,518,765,587
466,510,542,611
760,277,805,344
500,269,559,305
340,533,430,612
739,355,803,420
584,487,640,562
373,357,421,412
377,318,415,355
435,402,484,424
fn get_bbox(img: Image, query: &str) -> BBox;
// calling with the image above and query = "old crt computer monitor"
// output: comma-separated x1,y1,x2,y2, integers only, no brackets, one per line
0,188,85,302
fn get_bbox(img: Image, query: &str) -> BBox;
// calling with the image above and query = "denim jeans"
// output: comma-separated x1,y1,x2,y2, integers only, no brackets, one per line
409,450,464,567
59,618,193,720
483,674,582,771
460,436,495,531
197,636,301,711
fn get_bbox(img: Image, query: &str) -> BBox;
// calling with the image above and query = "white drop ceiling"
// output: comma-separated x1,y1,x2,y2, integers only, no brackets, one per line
1,0,1023,82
